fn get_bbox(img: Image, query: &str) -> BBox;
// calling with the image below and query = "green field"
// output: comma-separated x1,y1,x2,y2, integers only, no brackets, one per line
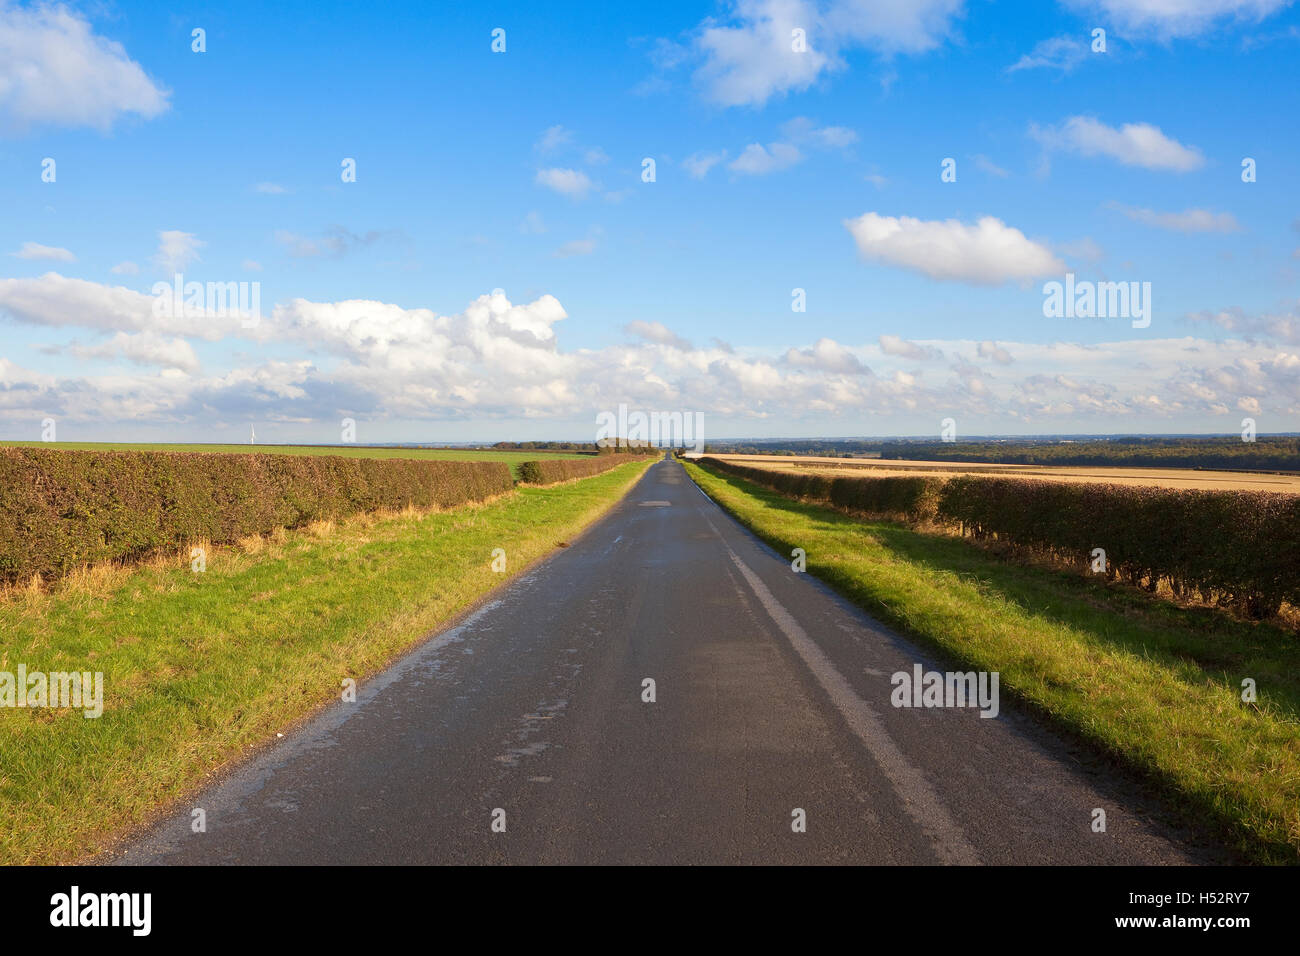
0,441,589,479
686,460,1300,863
0,459,652,864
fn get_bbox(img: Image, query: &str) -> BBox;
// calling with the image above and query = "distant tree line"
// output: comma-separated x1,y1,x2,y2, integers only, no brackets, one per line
491,441,598,451
881,437,1300,471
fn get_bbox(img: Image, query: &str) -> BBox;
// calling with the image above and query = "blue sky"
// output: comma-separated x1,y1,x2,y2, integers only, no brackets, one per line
1,0,1298,443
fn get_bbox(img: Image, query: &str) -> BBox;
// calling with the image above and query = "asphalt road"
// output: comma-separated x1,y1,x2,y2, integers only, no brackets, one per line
116,457,1220,865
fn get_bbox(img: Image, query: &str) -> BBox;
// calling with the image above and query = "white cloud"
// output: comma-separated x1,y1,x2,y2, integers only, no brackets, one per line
274,227,385,258
783,337,869,374
153,230,204,273
1007,35,1087,73
6,276,1300,429
1032,116,1204,172
625,320,692,350
71,331,200,373
682,150,729,179
1186,303,1300,344
879,334,941,360
584,147,610,165
110,261,139,275
1107,202,1240,232
780,116,858,147
10,242,75,262
1063,0,1292,38
728,141,802,174
695,0,833,107
535,167,595,198
844,212,1065,284
0,2,168,131
254,182,286,194
536,125,573,152
977,340,1013,364
693,0,964,106
0,272,244,340
520,210,547,234
242,259,263,272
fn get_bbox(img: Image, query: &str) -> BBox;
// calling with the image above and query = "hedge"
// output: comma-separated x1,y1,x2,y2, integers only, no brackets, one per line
0,447,514,585
936,476,1300,617
699,457,944,522
518,454,654,485
698,457,1300,619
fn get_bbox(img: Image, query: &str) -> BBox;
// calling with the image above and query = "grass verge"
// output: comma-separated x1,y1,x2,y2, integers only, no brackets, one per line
686,461,1300,863
0,459,652,864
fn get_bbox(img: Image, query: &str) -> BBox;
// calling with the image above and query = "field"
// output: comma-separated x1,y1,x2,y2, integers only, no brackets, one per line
686,460,1300,863
700,452,1300,494
0,442,589,479
0,458,653,864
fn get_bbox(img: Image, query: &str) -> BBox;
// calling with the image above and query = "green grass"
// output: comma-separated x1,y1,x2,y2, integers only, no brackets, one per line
0,441,589,479
686,461,1300,863
0,459,652,864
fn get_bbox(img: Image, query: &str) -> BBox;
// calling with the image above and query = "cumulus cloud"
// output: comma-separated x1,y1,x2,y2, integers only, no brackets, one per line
783,337,869,374
1062,0,1292,38
625,320,693,351
9,242,75,262
111,261,139,275
1031,116,1204,172
977,340,1013,364
0,1,169,131
693,0,964,106
682,150,729,179
844,212,1065,284
879,334,941,361
8,274,1300,431
1185,303,1300,344
69,331,200,373
728,141,802,174
535,167,595,199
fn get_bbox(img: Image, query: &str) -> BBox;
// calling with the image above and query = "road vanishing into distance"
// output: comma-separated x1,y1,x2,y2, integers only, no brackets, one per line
116,458,1222,865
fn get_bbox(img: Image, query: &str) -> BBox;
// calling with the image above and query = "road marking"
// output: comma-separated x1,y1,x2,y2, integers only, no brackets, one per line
715,535,981,865
639,500,671,507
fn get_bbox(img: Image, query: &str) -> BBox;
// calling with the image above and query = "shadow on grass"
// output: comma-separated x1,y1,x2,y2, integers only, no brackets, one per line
700,467,1300,720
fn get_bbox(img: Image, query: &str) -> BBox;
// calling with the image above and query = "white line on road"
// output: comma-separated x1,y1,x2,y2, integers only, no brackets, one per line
699,513,981,864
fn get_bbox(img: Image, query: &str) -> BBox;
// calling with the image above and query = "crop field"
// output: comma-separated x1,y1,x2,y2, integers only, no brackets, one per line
701,452,1300,494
